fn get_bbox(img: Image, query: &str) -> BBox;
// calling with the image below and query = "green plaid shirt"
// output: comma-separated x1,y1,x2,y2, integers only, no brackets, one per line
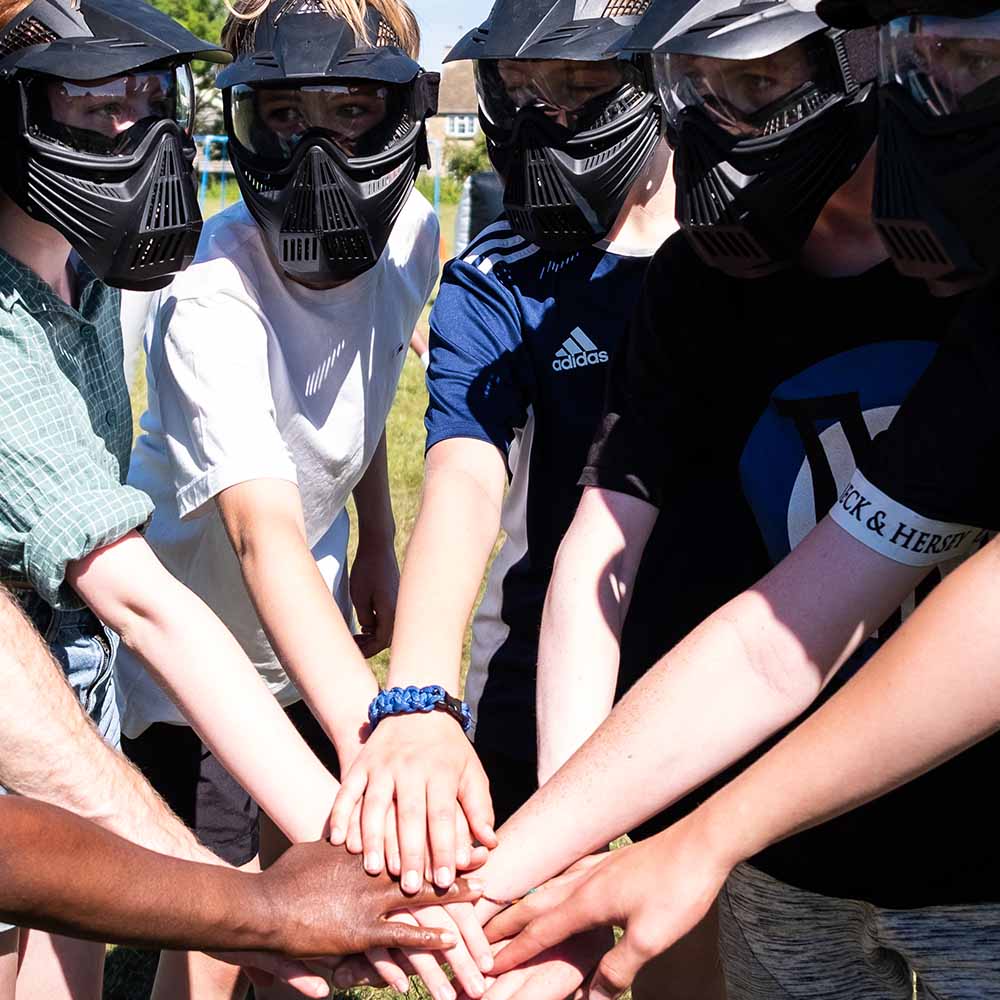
0,249,153,609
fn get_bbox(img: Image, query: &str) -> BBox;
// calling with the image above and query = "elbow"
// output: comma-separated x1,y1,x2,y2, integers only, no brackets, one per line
723,592,826,716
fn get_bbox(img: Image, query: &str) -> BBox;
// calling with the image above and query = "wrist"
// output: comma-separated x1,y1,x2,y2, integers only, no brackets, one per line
686,794,752,875
246,869,289,953
369,685,473,734
356,517,396,550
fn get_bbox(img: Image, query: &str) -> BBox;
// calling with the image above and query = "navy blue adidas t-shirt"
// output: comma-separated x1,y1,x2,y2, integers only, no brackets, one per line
426,220,765,761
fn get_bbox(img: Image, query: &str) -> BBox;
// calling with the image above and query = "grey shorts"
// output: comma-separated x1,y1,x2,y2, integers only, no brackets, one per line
719,862,1000,1000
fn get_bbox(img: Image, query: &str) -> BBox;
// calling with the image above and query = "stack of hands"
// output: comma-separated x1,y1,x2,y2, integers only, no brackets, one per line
243,714,708,1000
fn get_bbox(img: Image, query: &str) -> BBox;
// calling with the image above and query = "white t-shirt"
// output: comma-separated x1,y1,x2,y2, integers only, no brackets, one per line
117,191,439,737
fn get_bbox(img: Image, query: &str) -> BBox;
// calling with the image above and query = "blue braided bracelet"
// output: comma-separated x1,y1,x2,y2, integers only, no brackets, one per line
368,685,474,733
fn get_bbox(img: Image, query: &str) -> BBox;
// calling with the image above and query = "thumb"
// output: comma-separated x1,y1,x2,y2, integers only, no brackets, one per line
383,875,484,911
368,919,459,952
587,933,650,1000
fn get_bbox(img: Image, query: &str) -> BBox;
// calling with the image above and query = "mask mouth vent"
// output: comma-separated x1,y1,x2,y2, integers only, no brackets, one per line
519,148,574,210
876,221,951,278
280,150,372,269
506,147,593,242
689,227,766,263
0,17,58,58
141,140,189,232
127,229,194,273
127,141,199,276
602,0,651,17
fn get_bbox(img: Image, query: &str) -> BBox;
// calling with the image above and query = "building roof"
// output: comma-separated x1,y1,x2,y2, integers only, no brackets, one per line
437,59,478,114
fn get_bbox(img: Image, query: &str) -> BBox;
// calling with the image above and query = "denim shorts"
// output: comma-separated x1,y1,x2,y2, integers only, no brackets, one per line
0,591,121,933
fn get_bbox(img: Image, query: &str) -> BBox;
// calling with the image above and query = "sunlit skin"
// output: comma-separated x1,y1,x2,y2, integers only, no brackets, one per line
496,58,624,127
254,82,389,154
668,43,816,136
47,71,175,139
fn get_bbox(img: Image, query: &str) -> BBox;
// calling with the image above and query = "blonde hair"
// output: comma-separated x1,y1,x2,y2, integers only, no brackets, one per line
221,0,420,61
0,0,36,32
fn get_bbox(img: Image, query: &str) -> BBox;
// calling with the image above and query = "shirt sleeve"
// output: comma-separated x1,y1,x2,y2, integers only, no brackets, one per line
0,330,153,609
580,241,705,508
829,314,999,565
146,272,297,520
424,256,531,458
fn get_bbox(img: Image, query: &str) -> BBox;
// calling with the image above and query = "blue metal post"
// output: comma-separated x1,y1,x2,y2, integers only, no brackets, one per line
198,134,211,208
219,137,229,212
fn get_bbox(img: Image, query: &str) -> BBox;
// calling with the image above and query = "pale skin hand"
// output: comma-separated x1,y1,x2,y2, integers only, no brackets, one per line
331,439,503,896
484,825,726,1000
485,535,1000,996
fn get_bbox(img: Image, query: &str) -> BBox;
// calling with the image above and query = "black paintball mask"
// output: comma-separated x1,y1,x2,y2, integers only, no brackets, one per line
872,12,1000,284
634,0,878,278
447,0,666,254
0,0,229,291
219,1,439,287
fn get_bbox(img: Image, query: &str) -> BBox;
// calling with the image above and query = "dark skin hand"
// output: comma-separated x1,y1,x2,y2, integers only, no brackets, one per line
0,797,482,958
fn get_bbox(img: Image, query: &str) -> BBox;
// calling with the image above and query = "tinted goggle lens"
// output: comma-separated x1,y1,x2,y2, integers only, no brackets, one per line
881,13,1000,117
653,36,838,138
29,65,193,155
476,57,645,131
229,80,402,162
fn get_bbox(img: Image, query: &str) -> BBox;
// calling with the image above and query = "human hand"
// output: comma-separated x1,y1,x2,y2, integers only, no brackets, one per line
330,712,497,891
486,821,730,999
330,898,494,999
206,951,339,998
257,840,483,959
469,929,612,1000
350,535,400,657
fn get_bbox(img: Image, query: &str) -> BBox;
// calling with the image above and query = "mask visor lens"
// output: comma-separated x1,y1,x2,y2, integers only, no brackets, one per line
229,80,405,163
653,35,839,138
29,65,193,155
476,58,646,132
880,13,1000,117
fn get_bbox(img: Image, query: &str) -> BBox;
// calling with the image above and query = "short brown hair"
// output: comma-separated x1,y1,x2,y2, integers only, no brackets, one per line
221,0,420,61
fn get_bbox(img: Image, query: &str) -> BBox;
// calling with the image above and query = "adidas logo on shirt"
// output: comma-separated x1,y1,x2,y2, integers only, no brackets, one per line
552,328,610,372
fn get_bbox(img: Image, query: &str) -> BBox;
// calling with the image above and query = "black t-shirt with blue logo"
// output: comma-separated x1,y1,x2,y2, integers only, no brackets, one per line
585,232,996,908
426,221,763,764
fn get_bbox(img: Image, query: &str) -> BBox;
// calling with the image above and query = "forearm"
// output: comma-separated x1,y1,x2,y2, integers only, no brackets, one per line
536,491,652,784
353,432,395,546
0,590,215,864
478,524,920,905
0,798,268,950
387,441,505,690
70,535,339,842
238,530,378,759
695,538,1000,870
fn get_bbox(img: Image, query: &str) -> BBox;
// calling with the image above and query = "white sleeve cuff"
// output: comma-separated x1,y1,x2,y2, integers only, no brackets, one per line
176,460,298,520
830,471,989,567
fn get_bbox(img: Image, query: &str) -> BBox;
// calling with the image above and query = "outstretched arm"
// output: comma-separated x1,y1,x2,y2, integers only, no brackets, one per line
67,533,342,844
0,586,216,863
536,487,657,784
487,533,1000,997
0,797,478,959
471,516,926,909
215,478,379,773
330,437,505,889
